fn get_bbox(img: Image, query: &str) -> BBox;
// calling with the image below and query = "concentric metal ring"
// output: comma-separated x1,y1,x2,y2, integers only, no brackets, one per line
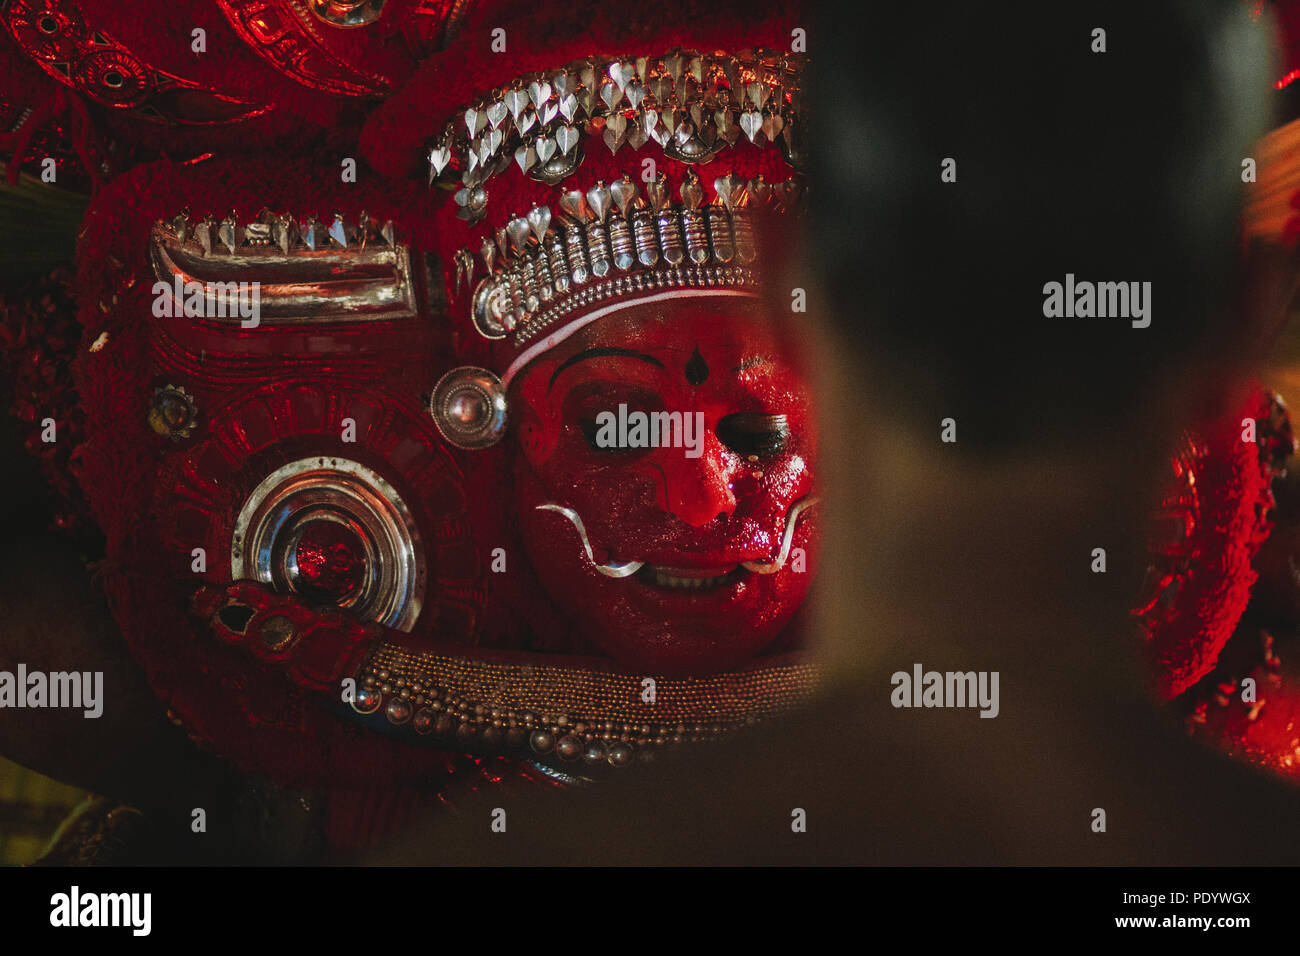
231,457,424,631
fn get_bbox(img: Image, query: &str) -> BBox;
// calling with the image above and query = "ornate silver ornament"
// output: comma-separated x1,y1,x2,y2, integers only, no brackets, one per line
147,384,199,441
453,248,474,298
450,168,797,350
425,48,806,210
429,366,508,450
150,210,412,325
529,136,584,185
352,685,383,714
385,698,413,725
309,0,385,27
662,122,727,164
231,457,425,632
455,185,489,225
471,273,513,338
428,143,452,181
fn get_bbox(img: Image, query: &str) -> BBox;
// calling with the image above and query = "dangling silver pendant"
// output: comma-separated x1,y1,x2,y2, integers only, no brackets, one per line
529,138,586,185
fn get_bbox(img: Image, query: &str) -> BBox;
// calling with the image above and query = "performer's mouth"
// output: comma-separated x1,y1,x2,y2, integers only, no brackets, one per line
639,564,743,590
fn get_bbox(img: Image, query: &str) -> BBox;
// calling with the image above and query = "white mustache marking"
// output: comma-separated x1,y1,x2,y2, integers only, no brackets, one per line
740,496,818,574
534,503,645,578
535,495,818,579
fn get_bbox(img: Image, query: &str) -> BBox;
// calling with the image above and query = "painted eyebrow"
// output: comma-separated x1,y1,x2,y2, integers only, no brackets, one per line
731,355,771,373
547,347,666,393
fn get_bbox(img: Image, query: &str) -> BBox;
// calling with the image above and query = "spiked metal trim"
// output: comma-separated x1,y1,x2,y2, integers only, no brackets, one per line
460,169,802,349
150,208,417,325
429,48,807,223
158,207,397,256
506,269,760,368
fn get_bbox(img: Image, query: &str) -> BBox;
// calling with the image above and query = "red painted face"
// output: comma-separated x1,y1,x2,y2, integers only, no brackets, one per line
511,296,819,675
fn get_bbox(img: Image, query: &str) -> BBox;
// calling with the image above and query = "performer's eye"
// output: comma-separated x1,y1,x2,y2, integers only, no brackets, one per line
577,415,641,454
568,386,660,454
579,417,619,452
717,413,789,456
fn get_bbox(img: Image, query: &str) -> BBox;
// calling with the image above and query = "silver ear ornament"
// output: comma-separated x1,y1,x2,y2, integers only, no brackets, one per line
429,366,508,449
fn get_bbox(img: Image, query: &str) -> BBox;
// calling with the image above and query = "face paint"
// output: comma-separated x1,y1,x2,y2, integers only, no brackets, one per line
510,296,820,675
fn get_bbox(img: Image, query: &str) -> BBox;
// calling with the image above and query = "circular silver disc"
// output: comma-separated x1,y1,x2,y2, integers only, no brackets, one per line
429,366,508,450
231,457,424,632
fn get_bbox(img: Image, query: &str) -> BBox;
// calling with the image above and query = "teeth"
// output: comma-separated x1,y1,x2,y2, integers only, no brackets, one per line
649,566,735,590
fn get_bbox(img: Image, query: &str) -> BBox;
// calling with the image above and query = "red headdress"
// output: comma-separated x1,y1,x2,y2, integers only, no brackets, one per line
361,0,809,447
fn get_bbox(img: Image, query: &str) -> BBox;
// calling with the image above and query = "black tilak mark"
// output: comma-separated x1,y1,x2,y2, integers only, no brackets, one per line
548,347,665,393
685,346,709,385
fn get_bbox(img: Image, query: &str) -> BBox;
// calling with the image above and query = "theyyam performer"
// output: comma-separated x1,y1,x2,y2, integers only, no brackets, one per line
0,0,823,858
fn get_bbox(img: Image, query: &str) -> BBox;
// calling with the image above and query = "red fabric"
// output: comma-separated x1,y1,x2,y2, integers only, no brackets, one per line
80,5,346,123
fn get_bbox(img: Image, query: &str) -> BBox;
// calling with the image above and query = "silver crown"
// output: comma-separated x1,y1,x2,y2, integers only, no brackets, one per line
430,48,807,224
457,170,804,347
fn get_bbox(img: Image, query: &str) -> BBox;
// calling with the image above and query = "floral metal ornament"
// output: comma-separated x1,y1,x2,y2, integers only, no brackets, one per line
147,384,198,441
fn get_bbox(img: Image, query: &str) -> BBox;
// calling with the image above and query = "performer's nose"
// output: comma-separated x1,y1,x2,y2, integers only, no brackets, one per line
653,431,737,528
